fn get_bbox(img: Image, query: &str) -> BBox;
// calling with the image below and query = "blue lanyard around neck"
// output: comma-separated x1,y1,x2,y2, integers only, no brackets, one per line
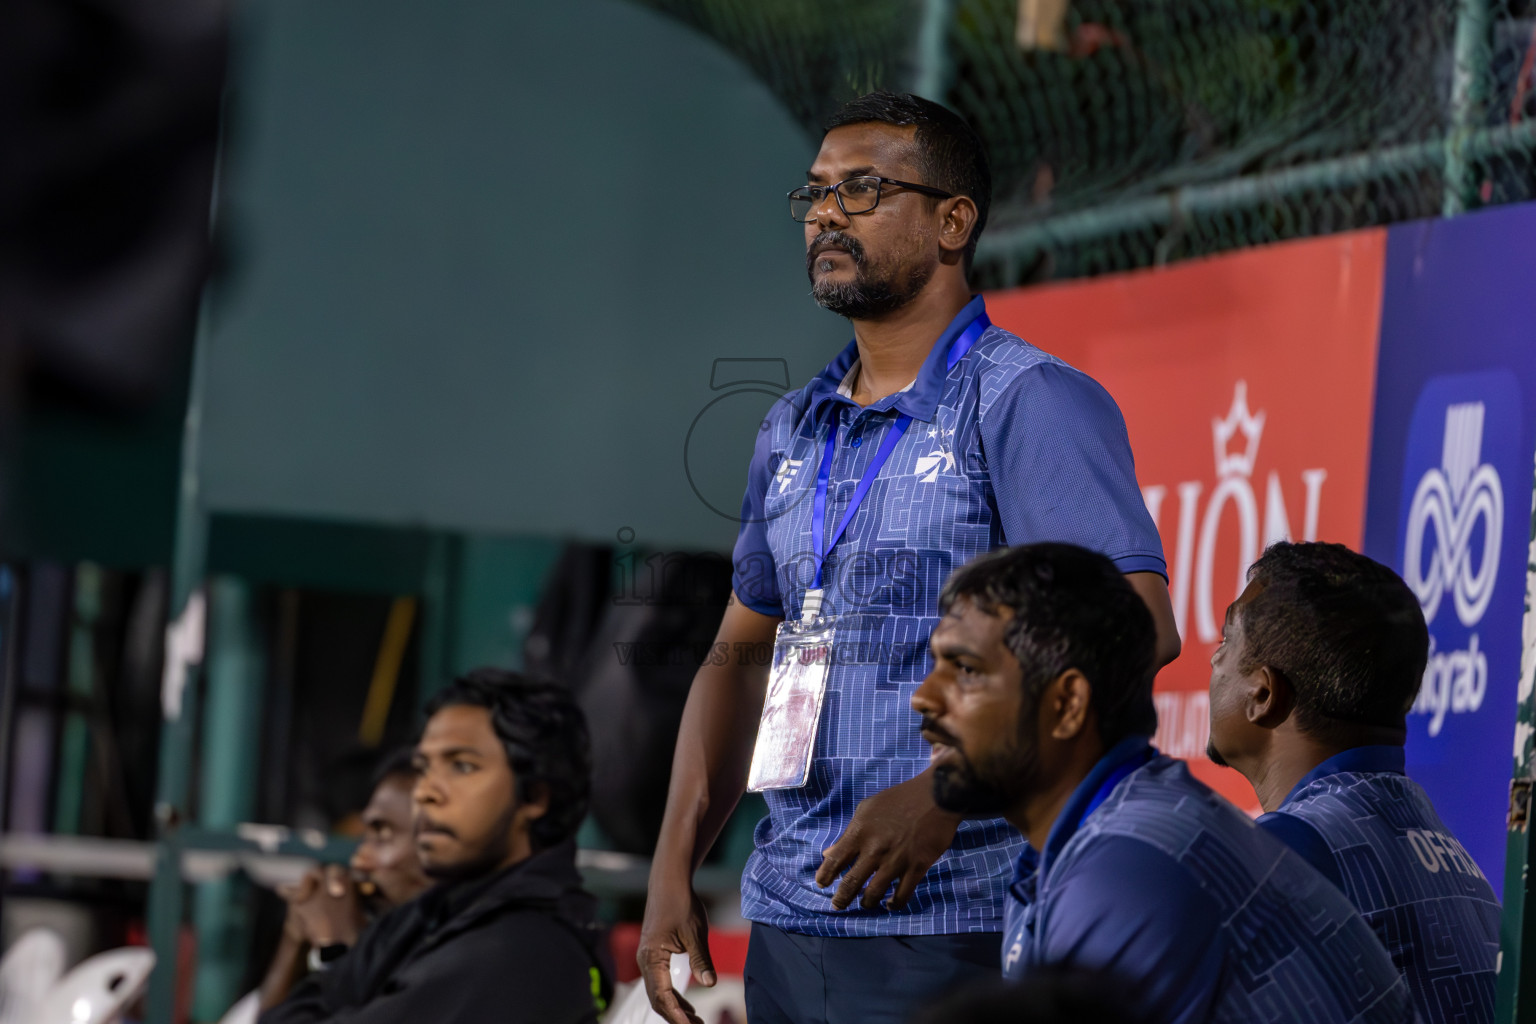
805,312,991,607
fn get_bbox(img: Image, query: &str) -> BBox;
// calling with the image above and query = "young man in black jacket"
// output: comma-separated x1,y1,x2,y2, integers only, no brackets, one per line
260,670,611,1024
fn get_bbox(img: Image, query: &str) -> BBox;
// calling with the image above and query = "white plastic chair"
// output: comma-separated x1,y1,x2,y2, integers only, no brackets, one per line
0,928,67,1024
217,990,261,1024
35,947,155,1024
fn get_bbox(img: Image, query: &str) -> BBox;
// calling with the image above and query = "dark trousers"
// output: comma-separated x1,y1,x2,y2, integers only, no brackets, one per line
743,922,1001,1024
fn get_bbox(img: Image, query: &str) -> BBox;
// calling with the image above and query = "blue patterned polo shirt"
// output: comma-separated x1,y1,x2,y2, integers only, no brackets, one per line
730,294,1166,936
1259,745,1499,1023
1003,738,1415,1024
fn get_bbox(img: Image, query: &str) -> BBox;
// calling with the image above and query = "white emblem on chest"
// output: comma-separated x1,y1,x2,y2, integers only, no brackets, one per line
774,458,805,495
914,449,955,483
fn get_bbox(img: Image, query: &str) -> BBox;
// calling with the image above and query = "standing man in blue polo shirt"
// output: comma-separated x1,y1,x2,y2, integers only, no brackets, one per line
639,91,1178,1024
915,543,1415,1023
1207,541,1500,1022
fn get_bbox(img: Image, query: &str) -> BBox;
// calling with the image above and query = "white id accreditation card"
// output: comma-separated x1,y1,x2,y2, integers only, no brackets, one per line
746,617,835,792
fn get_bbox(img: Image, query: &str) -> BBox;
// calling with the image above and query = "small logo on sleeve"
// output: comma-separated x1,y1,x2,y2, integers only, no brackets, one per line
1003,936,1023,973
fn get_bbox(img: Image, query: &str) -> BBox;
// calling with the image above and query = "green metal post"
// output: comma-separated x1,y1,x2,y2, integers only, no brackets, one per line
911,0,954,101
191,576,266,1019
1496,455,1536,1023
55,564,102,834
145,300,213,1024
417,533,461,700
1444,0,1492,216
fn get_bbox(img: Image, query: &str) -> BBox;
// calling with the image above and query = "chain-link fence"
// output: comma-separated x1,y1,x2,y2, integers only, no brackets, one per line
639,0,1536,286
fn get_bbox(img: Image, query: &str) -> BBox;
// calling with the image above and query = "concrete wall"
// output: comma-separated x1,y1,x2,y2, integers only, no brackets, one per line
202,0,848,554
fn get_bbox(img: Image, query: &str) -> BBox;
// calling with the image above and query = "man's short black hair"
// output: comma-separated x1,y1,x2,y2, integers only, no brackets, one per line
423,668,591,851
1240,542,1428,739
370,746,419,793
939,543,1157,745
824,91,991,270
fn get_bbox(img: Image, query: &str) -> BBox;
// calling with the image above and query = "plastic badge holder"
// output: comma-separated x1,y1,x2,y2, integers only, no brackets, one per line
747,617,835,792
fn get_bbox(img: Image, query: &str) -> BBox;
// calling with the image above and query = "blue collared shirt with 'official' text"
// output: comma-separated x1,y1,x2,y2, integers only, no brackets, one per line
1002,736,1416,1024
1258,745,1499,1024
731,295,1166,937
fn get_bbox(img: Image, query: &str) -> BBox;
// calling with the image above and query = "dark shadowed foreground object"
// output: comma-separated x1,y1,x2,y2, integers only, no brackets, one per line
909,968,1149,1024
0,0,225,561
0,0,225,407
525,544,733,854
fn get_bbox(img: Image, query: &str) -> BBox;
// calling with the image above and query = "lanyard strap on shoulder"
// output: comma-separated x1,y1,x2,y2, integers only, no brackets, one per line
805,310,992,601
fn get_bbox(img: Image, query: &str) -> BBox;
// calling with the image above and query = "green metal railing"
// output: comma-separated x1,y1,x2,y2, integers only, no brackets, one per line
975,120,1536,275
966,0,1530,279
644,0,1536,285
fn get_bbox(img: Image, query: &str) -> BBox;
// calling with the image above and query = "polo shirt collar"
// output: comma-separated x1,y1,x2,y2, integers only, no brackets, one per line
1009,734,1155,898
1278,744,1406,808
806,294,989,424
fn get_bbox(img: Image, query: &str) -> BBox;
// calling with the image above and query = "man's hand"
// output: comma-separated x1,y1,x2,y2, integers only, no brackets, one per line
815,769,960,911
640,596,774,1023
637,882,715,1024
277,870,320,946
280,865,366,949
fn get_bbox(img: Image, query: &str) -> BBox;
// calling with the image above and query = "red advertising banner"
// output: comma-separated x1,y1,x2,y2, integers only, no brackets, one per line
987,231,1386,810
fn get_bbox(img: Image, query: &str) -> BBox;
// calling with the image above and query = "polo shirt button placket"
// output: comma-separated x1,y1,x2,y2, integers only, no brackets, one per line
847,408,868,450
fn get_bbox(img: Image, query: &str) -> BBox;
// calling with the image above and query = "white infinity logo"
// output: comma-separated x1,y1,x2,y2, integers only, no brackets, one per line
1403,402,1503,627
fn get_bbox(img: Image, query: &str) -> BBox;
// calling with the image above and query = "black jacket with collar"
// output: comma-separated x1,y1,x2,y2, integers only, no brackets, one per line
259,841,609,1024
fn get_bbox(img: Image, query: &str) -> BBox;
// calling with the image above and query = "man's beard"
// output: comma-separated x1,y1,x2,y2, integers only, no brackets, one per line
806,230,933,319
420,798,520,883
926,714,1039,817
1205,739,1229,768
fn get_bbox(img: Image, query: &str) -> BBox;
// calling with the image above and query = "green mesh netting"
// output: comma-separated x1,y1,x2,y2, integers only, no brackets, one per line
637,0,1536,285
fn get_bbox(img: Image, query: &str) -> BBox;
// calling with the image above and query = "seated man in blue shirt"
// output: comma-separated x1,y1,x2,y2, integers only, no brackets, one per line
912,542,1415,1024
1207,541,1500,1022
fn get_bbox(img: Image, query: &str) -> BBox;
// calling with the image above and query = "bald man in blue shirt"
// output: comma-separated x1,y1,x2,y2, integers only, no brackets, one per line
914,543,1415,1024
1208,542,1499,1023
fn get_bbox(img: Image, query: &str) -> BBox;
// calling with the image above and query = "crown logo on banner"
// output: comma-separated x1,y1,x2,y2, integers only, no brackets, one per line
1212,380,1266,478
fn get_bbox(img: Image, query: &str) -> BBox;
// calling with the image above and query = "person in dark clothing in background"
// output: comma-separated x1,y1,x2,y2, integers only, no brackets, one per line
258,749,434,1011
260,669,611,1024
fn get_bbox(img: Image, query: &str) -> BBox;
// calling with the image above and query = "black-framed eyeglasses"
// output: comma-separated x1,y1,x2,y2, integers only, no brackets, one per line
787,175,955,222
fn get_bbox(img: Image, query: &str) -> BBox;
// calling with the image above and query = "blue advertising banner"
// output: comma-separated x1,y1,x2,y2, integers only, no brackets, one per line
1365,204,1536,894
